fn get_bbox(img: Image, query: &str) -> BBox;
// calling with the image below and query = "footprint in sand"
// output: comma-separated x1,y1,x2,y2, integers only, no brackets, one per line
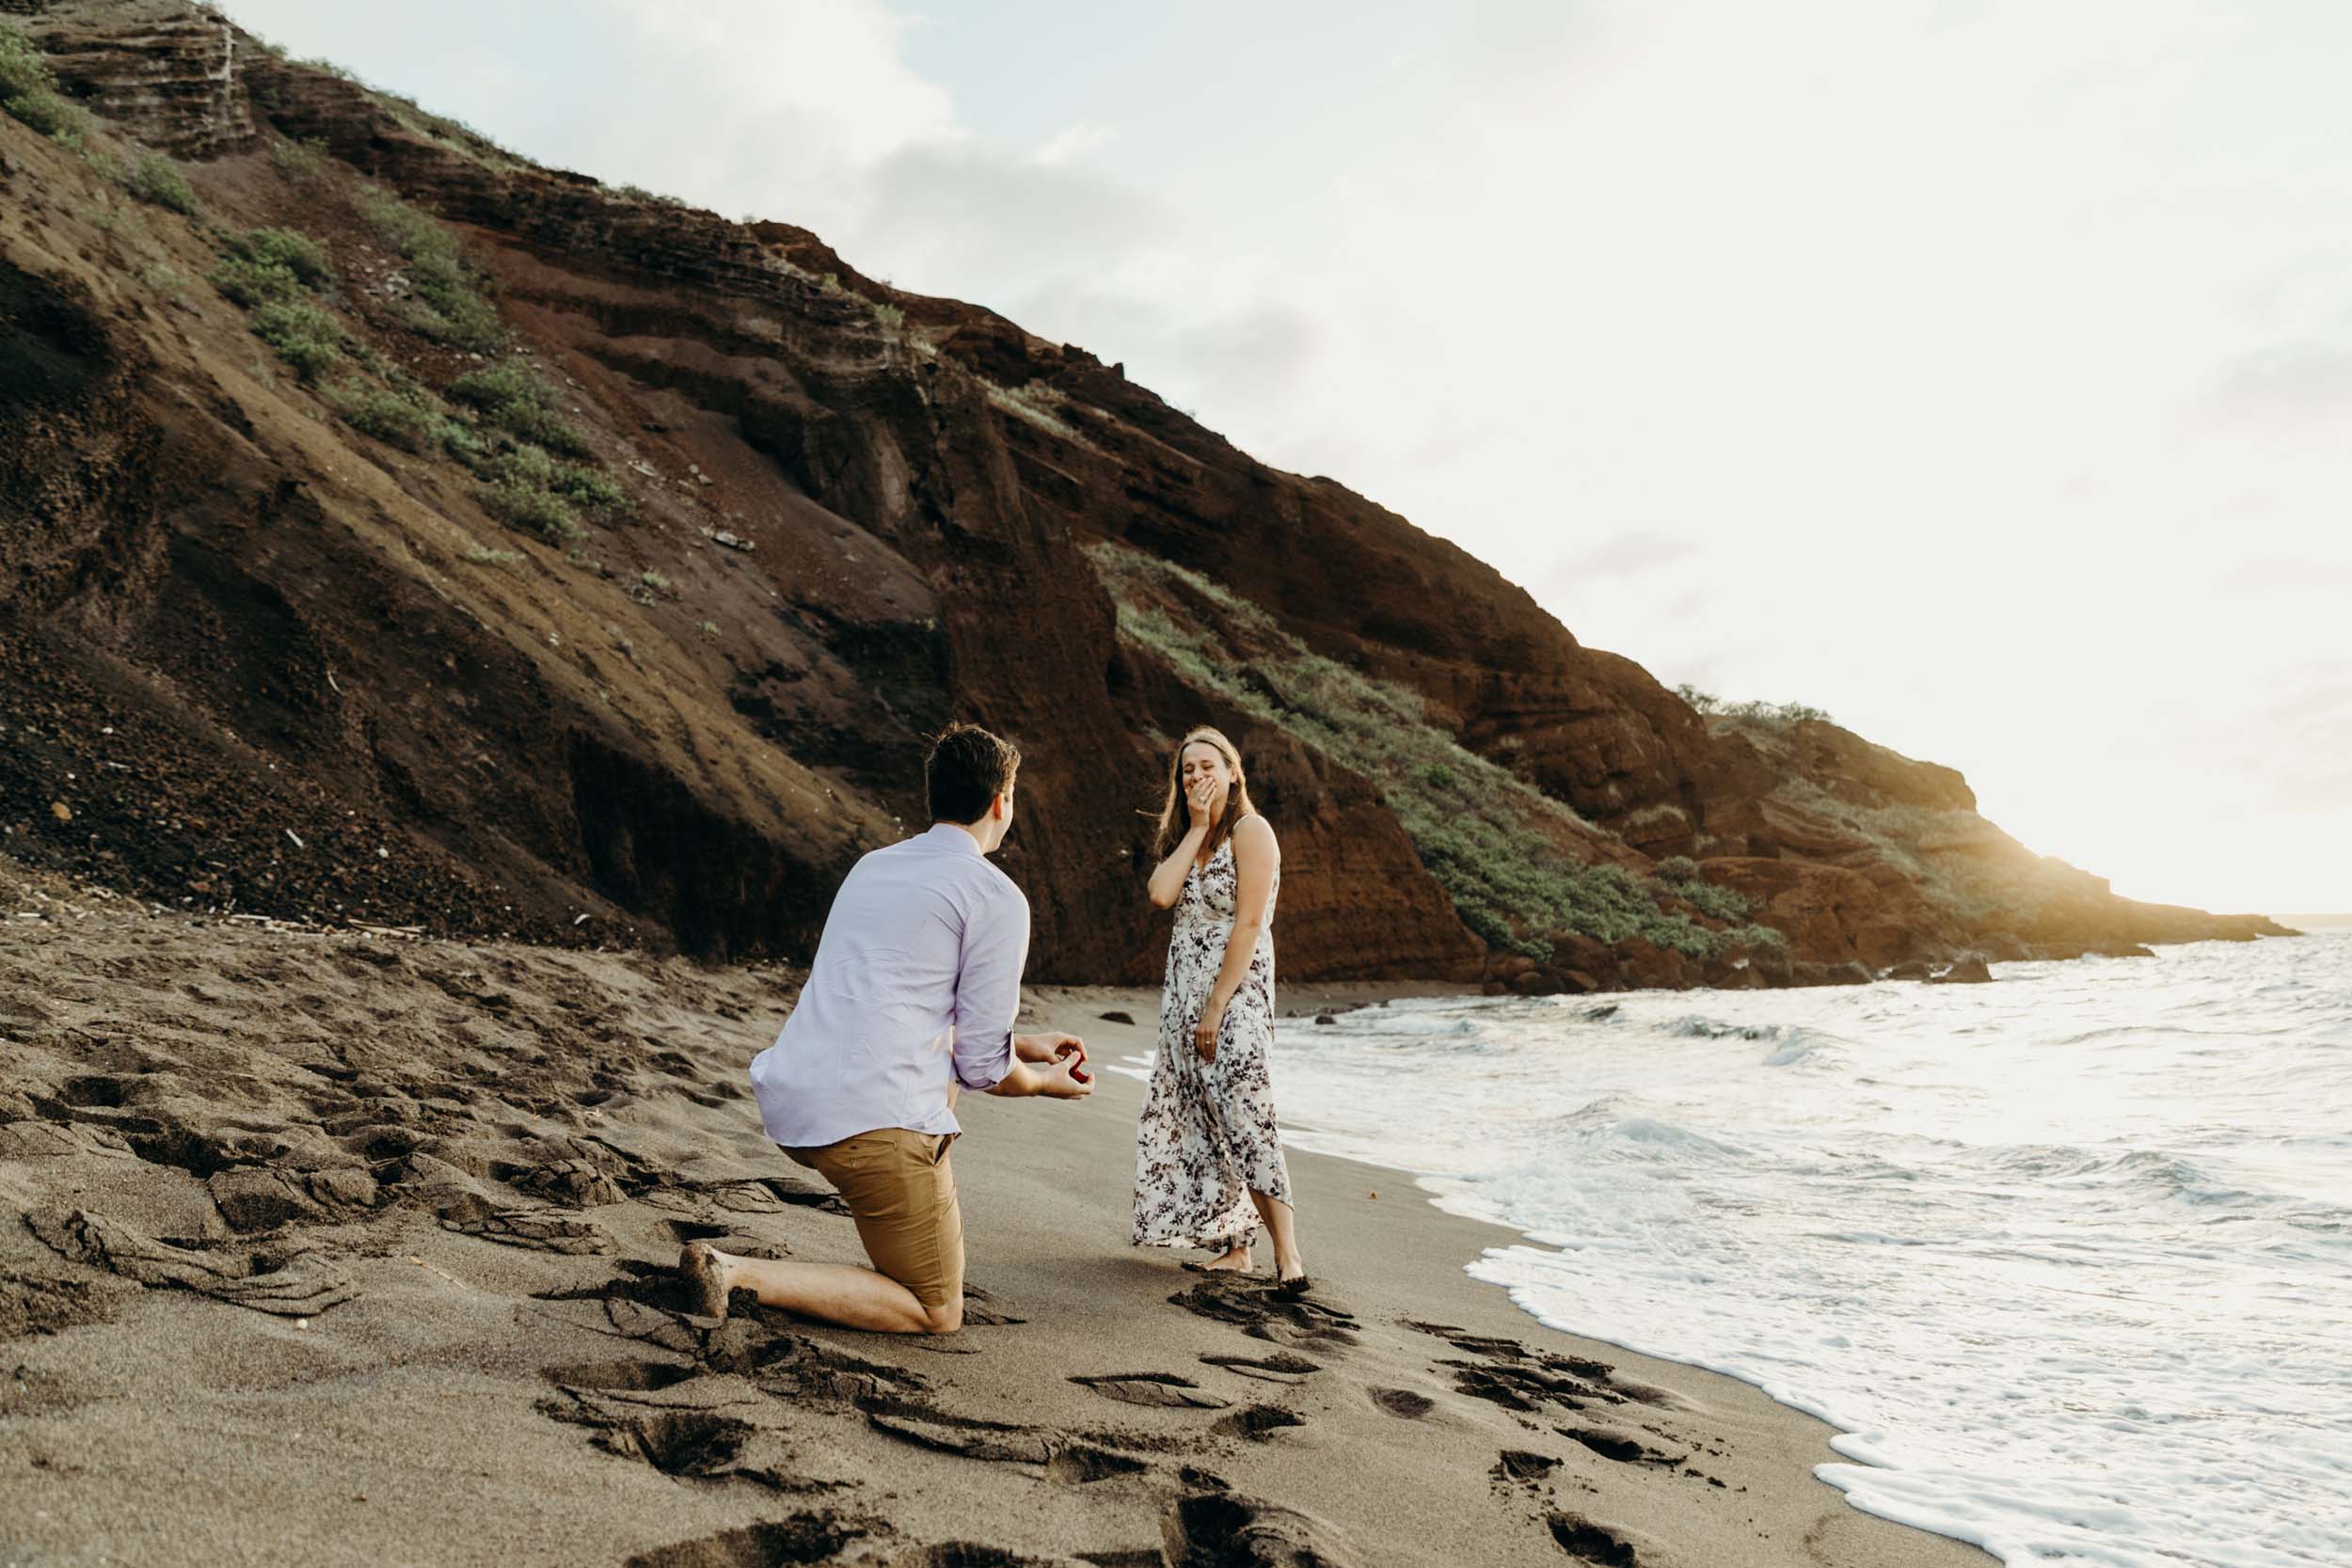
622,1511,876,1567
1209,1404,1306,1442
25,1206,357,1317
1069,1372,1231,1410
437,1195,612,1255
1168,1276,1359,1350
1367,1386,1436,1419
1198,1351,1320,1386
1558,1425,1685,1466
1159,1489,1359,1567
1442,1361,1600,1414
864,1398,1151,1489
541,1359,698,1395
1547,1512,1644,1565
1403,1322,1620,1416
957,1282,1026,1327
1493,1449,1561,1485
541,1380,849,1497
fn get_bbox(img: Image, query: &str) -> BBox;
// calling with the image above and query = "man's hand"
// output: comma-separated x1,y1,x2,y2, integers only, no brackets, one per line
1015,1031,1087,1069
1018,1030,1089,1085
1038,1053,1093,1101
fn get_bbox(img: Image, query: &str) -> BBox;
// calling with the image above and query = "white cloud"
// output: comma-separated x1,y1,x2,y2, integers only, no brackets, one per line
1033,121,1115,166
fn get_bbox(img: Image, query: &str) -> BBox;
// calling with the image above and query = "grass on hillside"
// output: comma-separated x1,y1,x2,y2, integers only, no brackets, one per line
358,184,505,352
476,442,630,542
0,21,96,147
1767,776,2060,930
212,227,334,306
127,153,198,215
1089,541,1777,959
248,301,347,380
447,361,593,457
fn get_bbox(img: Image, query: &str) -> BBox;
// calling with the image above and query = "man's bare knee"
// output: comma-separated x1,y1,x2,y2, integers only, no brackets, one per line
920,1297,963,1335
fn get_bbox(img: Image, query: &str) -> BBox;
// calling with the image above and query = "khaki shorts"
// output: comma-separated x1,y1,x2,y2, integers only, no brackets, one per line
785,1128,964,1308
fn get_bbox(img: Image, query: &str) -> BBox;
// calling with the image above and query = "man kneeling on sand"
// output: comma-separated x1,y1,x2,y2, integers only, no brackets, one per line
681,722,1091,1334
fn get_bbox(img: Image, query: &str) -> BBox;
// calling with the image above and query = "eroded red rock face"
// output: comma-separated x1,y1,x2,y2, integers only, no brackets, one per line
0,3,2289,984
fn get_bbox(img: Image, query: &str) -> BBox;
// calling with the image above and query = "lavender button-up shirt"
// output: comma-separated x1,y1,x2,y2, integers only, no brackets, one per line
749,823,1030,1150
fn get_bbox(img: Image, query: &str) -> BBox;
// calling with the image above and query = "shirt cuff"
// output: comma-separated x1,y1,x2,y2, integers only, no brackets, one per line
952,1034,1015,1091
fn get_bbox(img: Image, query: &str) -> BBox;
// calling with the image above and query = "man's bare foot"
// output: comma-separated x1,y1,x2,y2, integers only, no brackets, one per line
680,1241,733,1319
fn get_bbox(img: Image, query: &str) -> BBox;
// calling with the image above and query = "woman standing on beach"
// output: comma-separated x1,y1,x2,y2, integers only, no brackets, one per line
1132,726,1307,1289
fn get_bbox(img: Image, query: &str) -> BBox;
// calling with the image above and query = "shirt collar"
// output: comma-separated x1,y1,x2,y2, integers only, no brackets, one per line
923,821,984,855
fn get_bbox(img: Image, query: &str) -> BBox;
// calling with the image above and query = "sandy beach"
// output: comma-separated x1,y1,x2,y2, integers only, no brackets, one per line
0,863,1990,1567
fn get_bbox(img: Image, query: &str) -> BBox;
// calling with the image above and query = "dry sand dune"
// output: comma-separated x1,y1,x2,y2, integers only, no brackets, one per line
0,859,1987,1567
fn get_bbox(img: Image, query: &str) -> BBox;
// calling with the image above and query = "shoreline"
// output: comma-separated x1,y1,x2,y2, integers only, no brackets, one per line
1,879,1990,1565
1021,984,1994,1567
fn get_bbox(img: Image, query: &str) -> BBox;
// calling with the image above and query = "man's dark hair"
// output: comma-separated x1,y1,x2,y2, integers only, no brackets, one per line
926,722,1021,824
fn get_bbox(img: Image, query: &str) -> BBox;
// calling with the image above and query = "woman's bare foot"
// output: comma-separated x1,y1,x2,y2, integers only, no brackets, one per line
680,1241,734,1319
1196,1243,1254,1273
1273,1244,1308,1289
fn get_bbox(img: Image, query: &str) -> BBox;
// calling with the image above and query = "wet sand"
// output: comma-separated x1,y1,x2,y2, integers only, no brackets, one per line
0,863,1988,1565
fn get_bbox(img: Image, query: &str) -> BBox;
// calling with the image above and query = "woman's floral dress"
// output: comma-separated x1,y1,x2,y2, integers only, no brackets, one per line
1133,823,1293,1252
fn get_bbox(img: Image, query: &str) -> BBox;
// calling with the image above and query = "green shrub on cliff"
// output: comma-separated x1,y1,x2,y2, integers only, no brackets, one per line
127,153,199,215
327,381,435,451
1679,685,1831,727
473,443,629,543
1674,879,1750,923
232,228,333,286
268,136,327,181
480,479,576,541
249,301,346,380
0,23,91,147
212,228,335,306
483,443,627,514
358,185,505,352
1088,541,1775,959
447,361,592,457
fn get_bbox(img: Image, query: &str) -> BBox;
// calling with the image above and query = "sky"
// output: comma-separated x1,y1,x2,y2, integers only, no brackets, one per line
216,0,2352,915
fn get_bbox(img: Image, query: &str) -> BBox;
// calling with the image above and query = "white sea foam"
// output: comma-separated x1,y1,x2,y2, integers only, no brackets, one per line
1267,933,2352,1568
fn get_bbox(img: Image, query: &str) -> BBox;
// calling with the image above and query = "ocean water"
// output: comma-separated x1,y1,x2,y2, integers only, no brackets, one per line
1152,934,2352,1568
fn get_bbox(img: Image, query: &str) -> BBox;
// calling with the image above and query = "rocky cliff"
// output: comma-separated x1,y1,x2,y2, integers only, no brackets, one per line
0,1,2293,988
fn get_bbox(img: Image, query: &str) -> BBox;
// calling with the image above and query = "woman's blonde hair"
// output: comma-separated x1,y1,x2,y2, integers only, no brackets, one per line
1153,726,1255,861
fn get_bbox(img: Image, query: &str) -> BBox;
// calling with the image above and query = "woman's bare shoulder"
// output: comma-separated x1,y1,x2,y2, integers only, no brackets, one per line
1232,814,1279,851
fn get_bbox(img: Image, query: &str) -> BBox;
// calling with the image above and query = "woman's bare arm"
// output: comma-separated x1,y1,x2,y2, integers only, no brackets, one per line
1194,816,1279,1059
1147,820,1210,908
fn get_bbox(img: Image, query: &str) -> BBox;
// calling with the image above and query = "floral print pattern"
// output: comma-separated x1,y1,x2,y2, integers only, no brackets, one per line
1132,825,1292,1252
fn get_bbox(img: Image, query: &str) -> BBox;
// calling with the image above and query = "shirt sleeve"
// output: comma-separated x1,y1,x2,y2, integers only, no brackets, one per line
950,879,1030,1091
